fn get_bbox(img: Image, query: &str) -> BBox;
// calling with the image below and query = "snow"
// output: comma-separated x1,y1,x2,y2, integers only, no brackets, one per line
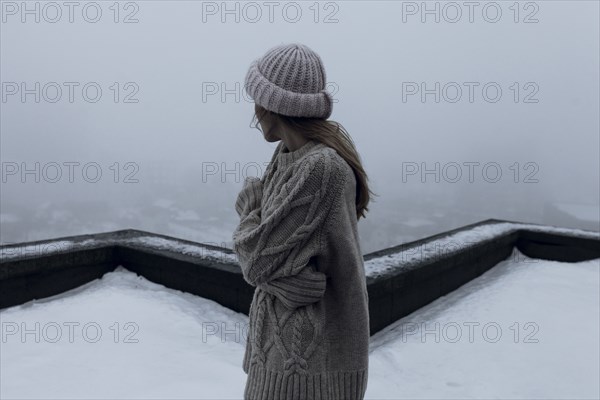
368,248,600,399
0,239,97,259
1,221,598,279
364,221,600,278
0,234,238,264
165,222,234,250
121,236,239,264
1,248,598,399
0,266,249,399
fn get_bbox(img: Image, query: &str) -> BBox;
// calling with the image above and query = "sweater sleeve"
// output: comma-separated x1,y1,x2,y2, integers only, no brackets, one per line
232,152,343,291
235,176,263,218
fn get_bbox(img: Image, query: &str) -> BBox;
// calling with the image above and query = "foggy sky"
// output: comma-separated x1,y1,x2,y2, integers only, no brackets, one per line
1,1,599,249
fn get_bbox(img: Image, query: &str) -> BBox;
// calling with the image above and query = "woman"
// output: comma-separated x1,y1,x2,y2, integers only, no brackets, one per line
232,43,375,400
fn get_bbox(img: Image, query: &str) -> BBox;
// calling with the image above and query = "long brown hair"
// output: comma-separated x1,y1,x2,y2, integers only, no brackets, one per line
254,106,377,221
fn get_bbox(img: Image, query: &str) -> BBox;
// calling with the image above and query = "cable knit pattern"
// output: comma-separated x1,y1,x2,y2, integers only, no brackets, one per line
232,139,370,400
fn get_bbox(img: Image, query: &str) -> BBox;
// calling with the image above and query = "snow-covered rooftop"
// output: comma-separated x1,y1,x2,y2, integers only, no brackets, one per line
1,247,598,399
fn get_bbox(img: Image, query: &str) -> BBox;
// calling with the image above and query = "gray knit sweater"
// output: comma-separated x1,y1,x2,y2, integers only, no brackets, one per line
232,139,370,400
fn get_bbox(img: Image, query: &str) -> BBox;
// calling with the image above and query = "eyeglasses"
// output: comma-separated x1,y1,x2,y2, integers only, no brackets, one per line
250,110,266,132
249,114,260,131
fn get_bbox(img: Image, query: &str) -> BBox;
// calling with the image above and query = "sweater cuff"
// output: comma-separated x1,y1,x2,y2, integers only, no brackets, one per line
257,266,327,310
235,177,263,217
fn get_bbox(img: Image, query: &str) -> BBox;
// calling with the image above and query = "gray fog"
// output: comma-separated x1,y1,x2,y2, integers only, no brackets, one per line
1,1,598,254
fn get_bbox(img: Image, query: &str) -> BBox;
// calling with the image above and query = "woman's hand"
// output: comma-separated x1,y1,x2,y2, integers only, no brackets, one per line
235,176,263,218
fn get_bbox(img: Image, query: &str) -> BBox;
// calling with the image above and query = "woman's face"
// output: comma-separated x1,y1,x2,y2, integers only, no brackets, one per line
254,104,279,142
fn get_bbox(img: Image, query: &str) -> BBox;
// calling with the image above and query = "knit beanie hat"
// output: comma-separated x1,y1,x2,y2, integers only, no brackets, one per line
244,43,333,119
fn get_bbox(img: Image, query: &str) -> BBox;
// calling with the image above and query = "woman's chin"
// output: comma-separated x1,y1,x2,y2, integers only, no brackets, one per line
263,133,280,143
